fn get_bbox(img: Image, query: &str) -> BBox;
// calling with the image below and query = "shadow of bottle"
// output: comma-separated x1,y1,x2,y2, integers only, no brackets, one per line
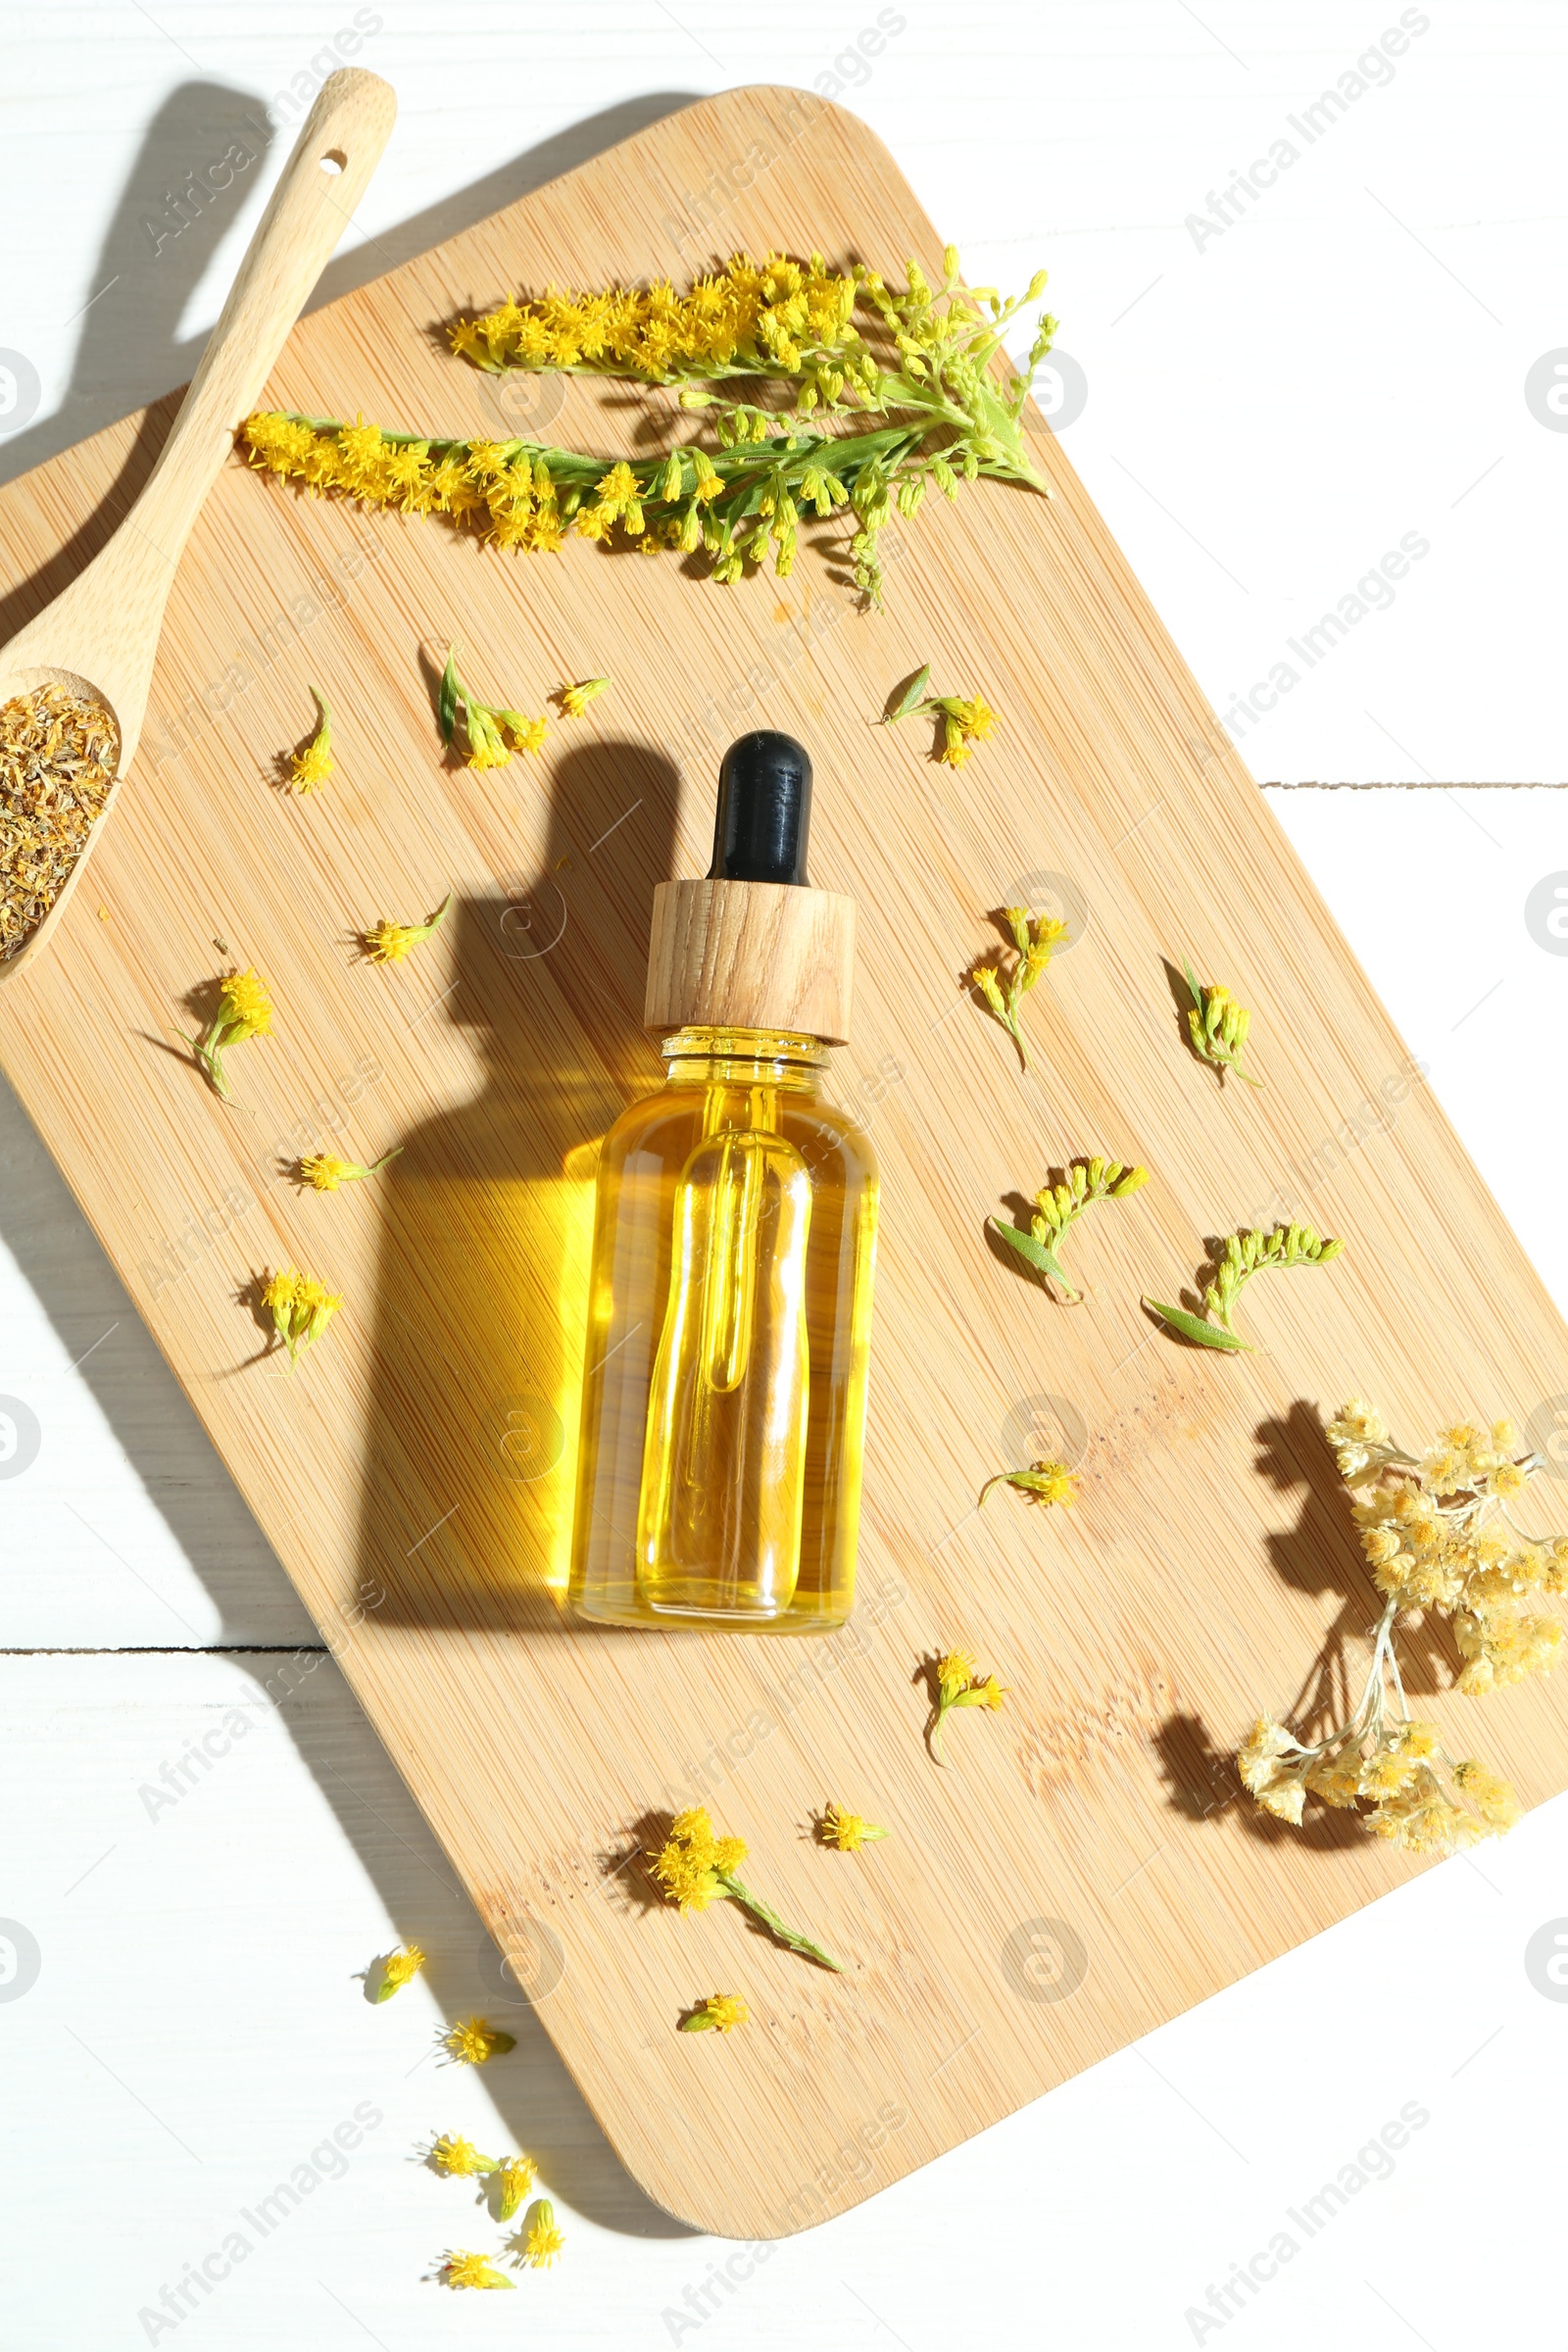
356,737,681,1632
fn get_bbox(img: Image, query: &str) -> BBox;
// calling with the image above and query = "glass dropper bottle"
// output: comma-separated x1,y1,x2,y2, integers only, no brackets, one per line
568,730,879,1633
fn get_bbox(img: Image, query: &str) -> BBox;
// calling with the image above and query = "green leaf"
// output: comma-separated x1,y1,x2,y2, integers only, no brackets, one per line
1143,1298,1253,1351
438,647,461,746
989,1218,1067,1285
1180,956,1203,1013
883,662,932,723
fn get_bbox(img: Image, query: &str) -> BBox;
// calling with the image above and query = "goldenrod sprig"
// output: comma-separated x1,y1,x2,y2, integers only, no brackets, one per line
883,662,998,766
1145,1223,1342,1351
289,685,334,792
261,1267,341,1370
298,1148,401,1193
439,648,546,768
678,1992,750,2033
1238,1402,1567,1847
184,966,272,1101
239,248,1057,605
991,1156,1149,1301
648,1806,844,1972
969,906,1069,1070
364,892,452,964
979,1457,1078,1508
1181,956,1260,1088
929,1650,1006,1764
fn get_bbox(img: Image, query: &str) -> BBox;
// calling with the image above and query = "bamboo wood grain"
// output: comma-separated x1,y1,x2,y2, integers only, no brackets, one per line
0,69,396,983
1,88,1566,2237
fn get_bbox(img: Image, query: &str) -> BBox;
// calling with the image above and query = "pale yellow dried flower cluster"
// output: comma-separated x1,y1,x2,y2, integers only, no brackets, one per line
1236,1399,1564,1851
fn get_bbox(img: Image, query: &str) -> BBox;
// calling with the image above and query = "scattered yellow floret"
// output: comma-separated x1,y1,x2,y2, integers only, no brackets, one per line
559,675,610,716
369,1941,425,2000
517,2199,564,2269
679,1991,751,2033
261,1267,341,1370
288,687,334,792
439,2250,514,2290
820,1804,888,1852
364,892,452,965
299,1147,401,1192
442,2015,516,2066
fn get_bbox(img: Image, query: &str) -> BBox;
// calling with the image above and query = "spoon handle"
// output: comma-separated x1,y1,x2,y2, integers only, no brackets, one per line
133,69,398,561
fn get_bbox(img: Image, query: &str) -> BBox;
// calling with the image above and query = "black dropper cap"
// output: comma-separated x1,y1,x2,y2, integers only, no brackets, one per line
708,730,812,887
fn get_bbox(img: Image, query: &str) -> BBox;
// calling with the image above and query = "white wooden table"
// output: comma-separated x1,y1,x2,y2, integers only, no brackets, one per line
5,9,1568,2345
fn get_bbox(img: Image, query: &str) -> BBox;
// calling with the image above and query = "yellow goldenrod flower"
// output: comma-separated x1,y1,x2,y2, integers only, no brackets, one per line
439,2250,514,2291
369,1941,425,2000
442,2015,516,2066
515,2198,564,2270
238,249,1056,608
260,1268,341,1371
965,904,1070,1072
559,675,610,717
288,687,334,792
1147,1223,1342,1350
494,2154,538,2221
679,1991,751,2033
429,2133,494,2179
185,967,273,1101
299,1148,402,1192
648,1806,843,1971
883,665,1000,767
930,1650,1007,1763
364,893,452,966
980,1457,1078,1509
438,648,547,769
1180,957,1262,1088
820,1804,888,1852
992,1157,1149,1301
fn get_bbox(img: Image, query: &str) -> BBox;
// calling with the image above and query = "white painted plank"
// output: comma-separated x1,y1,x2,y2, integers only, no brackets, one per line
5,1647,1568,2347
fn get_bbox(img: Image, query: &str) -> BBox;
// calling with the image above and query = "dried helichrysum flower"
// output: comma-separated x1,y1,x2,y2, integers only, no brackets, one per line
1146,1223,1342,1351
239,250,1057,607
1235,1403,1564,1848
991,1157,1149,1301
648,1806,843,1971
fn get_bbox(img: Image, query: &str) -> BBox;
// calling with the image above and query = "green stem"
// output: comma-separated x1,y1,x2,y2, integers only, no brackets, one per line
718,1873,844,1973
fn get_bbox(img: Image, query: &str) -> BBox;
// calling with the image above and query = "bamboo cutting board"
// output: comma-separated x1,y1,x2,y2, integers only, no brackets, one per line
4,87,1567,2236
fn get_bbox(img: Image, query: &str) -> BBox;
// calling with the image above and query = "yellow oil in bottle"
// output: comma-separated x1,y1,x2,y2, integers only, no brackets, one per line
569,1028,878,1631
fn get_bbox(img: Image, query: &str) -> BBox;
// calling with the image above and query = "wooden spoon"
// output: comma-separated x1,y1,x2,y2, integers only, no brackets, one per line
0,68,397,983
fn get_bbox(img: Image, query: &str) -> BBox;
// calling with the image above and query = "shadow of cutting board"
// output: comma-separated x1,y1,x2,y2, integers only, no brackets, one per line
3,87,1566,2235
